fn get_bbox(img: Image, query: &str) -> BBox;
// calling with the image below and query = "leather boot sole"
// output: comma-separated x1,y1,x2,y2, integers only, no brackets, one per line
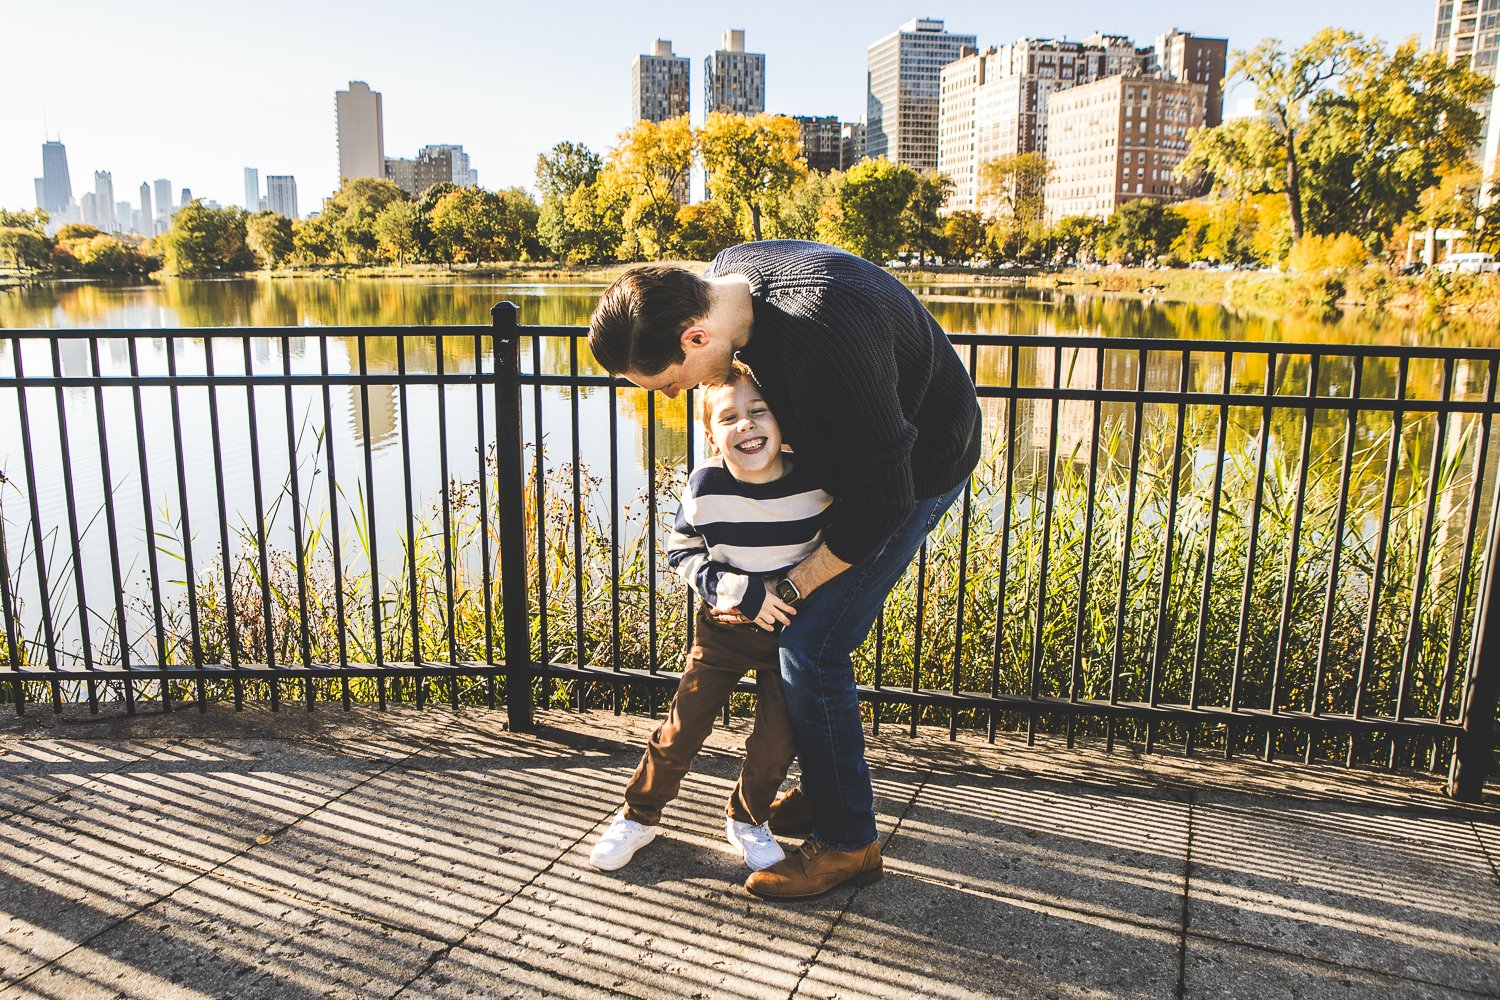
745,863,883,901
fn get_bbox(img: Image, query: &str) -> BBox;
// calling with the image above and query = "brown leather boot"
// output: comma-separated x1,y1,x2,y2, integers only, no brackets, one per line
768,786,813,836
744,838,883,901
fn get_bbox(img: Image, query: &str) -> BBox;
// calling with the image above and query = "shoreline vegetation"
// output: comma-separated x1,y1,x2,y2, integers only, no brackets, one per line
6,260,1499,335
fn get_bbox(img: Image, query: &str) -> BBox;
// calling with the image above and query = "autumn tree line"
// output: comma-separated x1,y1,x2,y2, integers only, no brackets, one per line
1,30,1495,280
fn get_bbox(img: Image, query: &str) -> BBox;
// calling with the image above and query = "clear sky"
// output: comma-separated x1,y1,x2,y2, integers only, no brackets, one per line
0,0,1430,215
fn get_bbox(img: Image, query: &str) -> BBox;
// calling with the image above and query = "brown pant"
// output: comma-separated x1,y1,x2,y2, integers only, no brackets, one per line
623,604,796,827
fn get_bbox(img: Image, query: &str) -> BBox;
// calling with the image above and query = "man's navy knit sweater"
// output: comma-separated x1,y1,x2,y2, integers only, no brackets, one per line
704,240,982,565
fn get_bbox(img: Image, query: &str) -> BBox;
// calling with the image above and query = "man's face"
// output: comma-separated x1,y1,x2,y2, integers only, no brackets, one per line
622,327,732,399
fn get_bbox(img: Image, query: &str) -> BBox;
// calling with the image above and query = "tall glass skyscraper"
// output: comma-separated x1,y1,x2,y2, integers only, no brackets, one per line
37,140,73,215
867,18,977,171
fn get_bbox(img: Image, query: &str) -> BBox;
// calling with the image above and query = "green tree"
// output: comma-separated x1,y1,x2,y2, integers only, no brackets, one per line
245,212,294,268
1049,215,1103,264
55,223,102,241
536,142,602,261
536,141,602,201
901,171,951,266
942,210,987,264
557,180,626,264
0,227,54,271
321,177,408,262
980,152,1052,234
1178,116,1285,199
428,187,536,263
158,201,253,275
291,214,338,265
1231,29,1365,241
1297,38,1493,242
669,201,739,260
373,201,422,263
832,159,918,263
1100,200,1186,265
699,112,807,241
766,170,842,241
604,115,695,259
0,208,47,231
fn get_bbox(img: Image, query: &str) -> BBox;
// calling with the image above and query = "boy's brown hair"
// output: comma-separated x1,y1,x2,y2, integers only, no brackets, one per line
698,361,761,447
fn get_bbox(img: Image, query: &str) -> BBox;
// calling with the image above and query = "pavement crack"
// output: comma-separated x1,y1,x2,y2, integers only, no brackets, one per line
787,764,933,1000
0,736,187,825
389,805,608,998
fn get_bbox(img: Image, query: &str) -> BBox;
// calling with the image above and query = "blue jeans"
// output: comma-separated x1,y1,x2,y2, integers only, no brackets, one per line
778,481,965,851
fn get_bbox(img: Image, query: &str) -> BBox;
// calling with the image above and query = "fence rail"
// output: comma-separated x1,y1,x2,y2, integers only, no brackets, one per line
0,303,1496,801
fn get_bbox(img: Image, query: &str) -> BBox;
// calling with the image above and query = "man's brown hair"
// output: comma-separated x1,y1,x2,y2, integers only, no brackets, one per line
587,265,712,376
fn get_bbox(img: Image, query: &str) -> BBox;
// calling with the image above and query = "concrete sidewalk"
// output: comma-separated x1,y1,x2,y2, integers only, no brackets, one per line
0,706,1496,1000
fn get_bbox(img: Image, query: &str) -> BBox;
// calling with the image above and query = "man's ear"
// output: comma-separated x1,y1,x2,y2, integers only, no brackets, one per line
681,325,709,351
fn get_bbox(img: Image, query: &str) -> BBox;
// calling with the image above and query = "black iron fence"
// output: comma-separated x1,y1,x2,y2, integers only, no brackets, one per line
0,303,1496,801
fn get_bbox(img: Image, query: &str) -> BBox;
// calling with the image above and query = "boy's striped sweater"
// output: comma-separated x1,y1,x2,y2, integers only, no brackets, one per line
665,456,833,619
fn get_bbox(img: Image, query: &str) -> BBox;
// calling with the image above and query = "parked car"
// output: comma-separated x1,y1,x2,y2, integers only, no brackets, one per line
1434,252,1499,275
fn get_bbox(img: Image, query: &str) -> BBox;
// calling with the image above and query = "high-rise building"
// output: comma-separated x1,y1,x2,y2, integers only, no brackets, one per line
154,179,172,229
793,116,846,172
938,47,993,212
336,80,386,182
38,140,73,215
384,156,417,193
867,18,977,170
1045,75,1207,221
1433,0,1500,204
139,182,153,232
115,201,133,232
80,192,98,227
94,171,116,232
1148,29,1227,127
705,29,765,115
385,145,475,196
265,175,299,219
841,122,867,168
244,167,262,212
938,29,1223,212
633,39,690,123
180,187,192,208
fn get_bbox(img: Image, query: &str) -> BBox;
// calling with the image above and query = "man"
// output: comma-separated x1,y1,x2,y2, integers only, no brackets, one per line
588,240,981,900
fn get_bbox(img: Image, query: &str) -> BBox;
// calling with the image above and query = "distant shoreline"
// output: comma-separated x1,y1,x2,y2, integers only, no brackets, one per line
6,260,1497,329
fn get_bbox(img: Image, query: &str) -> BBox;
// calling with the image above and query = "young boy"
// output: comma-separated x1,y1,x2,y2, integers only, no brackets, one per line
589,363,832,872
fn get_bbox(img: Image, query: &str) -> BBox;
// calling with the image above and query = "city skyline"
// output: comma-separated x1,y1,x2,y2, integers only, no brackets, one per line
1,1,1430,214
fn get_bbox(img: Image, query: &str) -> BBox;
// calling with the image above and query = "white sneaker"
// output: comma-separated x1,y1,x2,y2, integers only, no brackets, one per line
725,818,786,871
589,812,659,871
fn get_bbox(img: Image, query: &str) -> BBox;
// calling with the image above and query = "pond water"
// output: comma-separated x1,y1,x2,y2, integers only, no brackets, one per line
0,276,1489,666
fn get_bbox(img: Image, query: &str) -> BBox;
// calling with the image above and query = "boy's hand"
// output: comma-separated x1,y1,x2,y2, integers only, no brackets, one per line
753,593,797,630
709,607,753,626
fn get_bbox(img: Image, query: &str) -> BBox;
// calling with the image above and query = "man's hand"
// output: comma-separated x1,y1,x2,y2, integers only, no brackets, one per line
753,592,797,630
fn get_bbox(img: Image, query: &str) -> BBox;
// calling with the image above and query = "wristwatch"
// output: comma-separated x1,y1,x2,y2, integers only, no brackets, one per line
773,575,802,606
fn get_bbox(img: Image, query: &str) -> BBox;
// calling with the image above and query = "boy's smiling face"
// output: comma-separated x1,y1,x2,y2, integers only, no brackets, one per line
704,379,784,484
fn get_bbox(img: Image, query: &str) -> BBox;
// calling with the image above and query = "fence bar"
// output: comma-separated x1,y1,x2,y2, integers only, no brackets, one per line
281,335,313,710
1449,455,1500,801
492,302,534,731
165,337,204,709
318,336,350,711
1440,359,1498,724
474,331,496,709
242,335,277,709
89,336,132,712
126,339,169,709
